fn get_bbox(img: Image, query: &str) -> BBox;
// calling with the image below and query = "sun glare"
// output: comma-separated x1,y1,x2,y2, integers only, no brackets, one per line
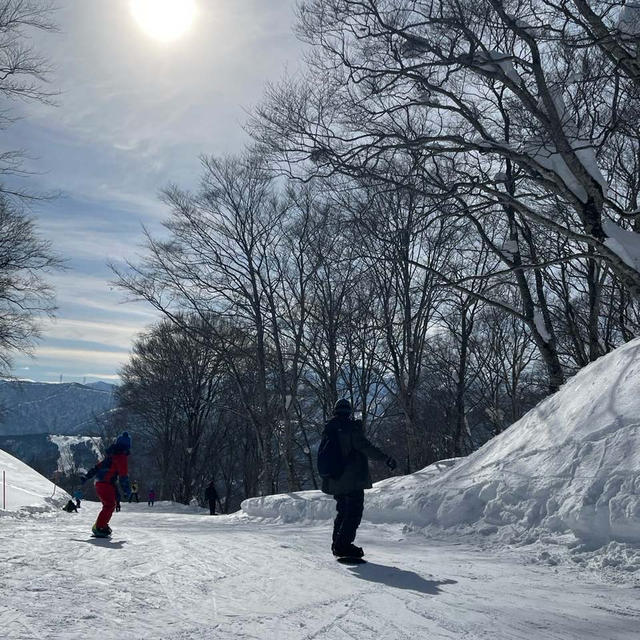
130,0,197,43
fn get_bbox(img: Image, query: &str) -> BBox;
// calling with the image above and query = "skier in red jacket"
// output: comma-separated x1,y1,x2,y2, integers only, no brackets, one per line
83,432,132,538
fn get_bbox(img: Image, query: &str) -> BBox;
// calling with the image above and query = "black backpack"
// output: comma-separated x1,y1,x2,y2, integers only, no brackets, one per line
317,426,345,480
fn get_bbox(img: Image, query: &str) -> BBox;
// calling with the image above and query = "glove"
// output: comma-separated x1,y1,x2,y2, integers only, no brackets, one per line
386,457,397,471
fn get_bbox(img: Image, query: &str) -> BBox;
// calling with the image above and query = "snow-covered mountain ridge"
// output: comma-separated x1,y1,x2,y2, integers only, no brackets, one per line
243,338,640,554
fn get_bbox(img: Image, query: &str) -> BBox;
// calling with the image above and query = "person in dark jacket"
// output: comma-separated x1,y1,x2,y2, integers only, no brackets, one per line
83,431,132,537
321,399,396,558
62,499,78,513
204,482,220,515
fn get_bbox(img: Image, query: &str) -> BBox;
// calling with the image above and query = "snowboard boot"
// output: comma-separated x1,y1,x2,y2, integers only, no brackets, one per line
92,524,111,538
332,542,364,558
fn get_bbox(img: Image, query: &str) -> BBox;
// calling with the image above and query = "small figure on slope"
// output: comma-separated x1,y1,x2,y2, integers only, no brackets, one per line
62,499,78,513
129,480,140,503
115,487,121,513
318,399,396,560
148,488,156,507
83,431,132,538
204,481,220,515
73,489,83,508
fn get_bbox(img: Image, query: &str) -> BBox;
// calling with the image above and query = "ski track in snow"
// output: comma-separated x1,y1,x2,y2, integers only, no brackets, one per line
0,504,638,640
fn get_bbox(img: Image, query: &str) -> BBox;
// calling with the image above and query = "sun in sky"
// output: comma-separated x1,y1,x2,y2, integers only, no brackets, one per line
130,0,198,42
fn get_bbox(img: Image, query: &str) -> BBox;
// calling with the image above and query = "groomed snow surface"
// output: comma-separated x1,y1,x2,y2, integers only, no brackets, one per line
1,504,639,639
2,339,640,638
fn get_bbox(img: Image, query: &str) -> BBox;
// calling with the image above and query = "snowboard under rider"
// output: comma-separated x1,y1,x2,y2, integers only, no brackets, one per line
321,399,396,558
82,431,132,538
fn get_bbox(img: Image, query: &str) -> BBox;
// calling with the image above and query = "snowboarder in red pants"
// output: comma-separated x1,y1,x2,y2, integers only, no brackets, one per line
83,432,132,537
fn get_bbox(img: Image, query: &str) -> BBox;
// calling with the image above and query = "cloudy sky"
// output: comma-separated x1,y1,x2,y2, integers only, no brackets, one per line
8,0,301,383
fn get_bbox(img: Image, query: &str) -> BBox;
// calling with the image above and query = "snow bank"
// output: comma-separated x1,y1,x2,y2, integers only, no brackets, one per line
243,339,640,550
0,447,69,514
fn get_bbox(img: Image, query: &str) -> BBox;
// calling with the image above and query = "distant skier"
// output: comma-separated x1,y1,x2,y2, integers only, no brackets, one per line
129,480,140,503
73,489,83,508
115,487,121,513
204,481,220,515
62,499,78,513
82,432,132,538
148,488,156,507
319,399,396,559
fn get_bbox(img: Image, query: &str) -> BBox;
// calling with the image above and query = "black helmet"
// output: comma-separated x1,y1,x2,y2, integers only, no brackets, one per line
333,399,352,415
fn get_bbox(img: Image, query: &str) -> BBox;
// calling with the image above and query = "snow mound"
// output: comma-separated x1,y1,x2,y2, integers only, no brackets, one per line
0,447,69,515
243,339,640,549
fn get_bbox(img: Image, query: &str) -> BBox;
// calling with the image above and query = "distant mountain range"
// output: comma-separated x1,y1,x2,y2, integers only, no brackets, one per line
0,380,118,480
0,380,117,436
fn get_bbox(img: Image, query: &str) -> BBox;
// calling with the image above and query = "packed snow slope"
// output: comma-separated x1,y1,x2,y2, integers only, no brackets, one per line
244,338,640,549
1,503,639,640
0,447,69,513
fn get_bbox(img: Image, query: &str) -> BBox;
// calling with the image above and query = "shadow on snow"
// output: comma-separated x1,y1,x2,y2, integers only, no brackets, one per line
70,538,127,549
346,562,457,595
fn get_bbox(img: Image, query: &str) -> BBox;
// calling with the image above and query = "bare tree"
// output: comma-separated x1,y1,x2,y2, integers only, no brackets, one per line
118,315,225,504
0,0,57,195
0,196,59,373
0,1,60,373
253,0,640,297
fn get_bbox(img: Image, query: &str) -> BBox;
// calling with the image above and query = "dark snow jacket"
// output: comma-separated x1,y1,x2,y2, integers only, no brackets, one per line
320,416,388,496
204,484,218,501
62,500,78,513
85,444,131,497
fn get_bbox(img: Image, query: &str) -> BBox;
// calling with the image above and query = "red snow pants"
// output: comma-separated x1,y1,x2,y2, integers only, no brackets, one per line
95,482,117,528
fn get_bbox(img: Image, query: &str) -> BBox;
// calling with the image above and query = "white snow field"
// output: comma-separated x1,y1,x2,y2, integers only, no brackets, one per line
243,338,640,571
1,503,639,640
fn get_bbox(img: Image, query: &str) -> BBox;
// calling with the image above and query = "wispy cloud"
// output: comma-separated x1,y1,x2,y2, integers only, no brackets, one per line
43,318,145,350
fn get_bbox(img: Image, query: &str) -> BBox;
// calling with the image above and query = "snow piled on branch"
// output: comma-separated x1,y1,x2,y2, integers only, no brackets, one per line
525,91,608,202
0,448,68,514
533,310,551,342
474,50,524,86
603,219,640,272
243,338,640,562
